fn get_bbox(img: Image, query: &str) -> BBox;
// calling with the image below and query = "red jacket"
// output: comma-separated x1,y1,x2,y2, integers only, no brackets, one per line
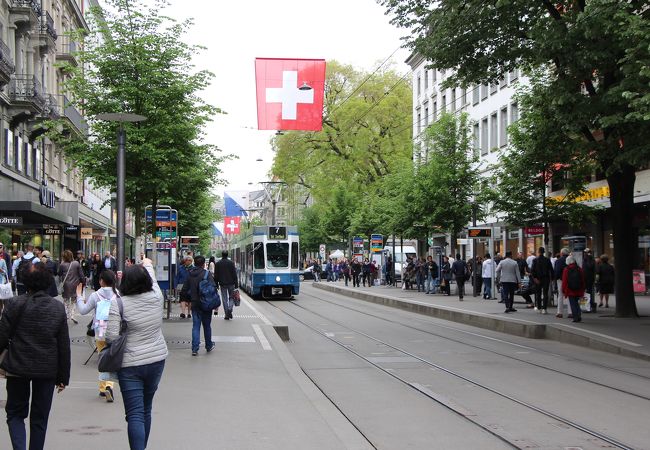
562,263,585,297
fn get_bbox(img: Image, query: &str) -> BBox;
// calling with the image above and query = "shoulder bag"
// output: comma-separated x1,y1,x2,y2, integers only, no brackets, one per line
58,263,73,296
0,299,28,378
97,296,128,373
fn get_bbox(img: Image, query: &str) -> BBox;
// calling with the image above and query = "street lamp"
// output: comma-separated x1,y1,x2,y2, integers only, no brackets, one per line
96,112,147,275
260,181,287,226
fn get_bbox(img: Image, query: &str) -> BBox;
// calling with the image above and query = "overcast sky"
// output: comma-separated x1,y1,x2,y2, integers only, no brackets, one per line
148,0,410,198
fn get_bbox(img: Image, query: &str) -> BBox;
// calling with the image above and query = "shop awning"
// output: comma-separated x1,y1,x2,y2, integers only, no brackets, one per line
0,201,74,225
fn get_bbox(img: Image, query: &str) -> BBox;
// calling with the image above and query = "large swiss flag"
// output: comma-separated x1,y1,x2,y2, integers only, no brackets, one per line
256,58,326,131
224,216,241,235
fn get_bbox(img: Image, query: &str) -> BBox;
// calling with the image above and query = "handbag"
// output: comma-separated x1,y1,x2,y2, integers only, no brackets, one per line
97,296,127,373
0,281,13,300
232,289,241,307
0,298,28,378
58,263,73,296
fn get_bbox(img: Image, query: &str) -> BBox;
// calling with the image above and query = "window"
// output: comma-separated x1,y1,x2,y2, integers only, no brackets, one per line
15,136,21,172
416,110,421,134
473,123,480,157
490,83,498,95
461,88,467,106
509,69,519,83
266,243,289,268
424,105,429,126
441,94,446,113
499,77,507,89
253,243,264,269
33,144,40,179
490,112,498,149
424,69,428,90
432,69,437,82
24,142,31,177
450,88,456,112
500,107,508,147
511,102,519,123
481,84,488,100
291,242,299,269
4,129,13,167
481,118,488,155
432,100,437,122
417,75,421,97
473,85,480,105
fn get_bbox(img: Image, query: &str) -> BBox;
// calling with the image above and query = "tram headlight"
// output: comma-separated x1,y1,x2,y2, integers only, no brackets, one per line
276,276,281,282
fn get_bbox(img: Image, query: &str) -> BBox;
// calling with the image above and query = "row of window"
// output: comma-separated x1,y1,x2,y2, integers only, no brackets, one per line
473,103,519,156
416,68,519,100
2,130,42,181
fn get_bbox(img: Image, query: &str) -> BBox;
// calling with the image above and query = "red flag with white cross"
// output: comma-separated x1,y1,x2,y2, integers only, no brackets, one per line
255,58,326,131
224,216,241,235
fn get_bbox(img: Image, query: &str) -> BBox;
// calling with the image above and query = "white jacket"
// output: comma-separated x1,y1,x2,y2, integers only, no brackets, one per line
482,258,495,278
105,264,168,368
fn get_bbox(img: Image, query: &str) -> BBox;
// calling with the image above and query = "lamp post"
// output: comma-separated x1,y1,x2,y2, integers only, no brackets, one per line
260,181,287,226
96,113,146,275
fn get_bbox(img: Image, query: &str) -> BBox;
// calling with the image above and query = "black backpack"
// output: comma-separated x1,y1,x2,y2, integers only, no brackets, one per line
567,266,582,291
16,256,35,283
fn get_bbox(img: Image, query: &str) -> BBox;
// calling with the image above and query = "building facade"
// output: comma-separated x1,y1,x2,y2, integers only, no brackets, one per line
407,52,650,284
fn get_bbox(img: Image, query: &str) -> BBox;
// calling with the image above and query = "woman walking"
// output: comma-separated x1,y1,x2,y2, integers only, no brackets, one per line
77,270,119,402
90,253,103,291
57,250,85,324
0,263,70,450
596,254,615,308
106,258,167,450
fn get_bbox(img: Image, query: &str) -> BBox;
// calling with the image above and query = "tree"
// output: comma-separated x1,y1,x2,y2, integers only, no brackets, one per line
50,0,227,248
411,112,478,253
381,0,650,317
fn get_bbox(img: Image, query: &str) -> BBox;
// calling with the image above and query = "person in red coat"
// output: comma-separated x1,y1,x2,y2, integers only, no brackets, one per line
562,255,585,323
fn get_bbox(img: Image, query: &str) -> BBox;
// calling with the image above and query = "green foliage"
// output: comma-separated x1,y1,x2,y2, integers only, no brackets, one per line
49,0,228,237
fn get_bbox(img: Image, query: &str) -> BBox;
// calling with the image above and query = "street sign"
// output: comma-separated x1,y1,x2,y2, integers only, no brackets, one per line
468,228,492,238
370,234,383,253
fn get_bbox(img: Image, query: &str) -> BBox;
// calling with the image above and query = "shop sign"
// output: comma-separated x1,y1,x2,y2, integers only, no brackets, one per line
0,217,22,225
80,228,93,239
43,225,61,235
524,226,546,236
39,181,56,209
65,226,79,233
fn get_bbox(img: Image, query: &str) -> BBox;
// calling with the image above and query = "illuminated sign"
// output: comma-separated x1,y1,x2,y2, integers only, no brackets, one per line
468,228,492,238
268,226,287,240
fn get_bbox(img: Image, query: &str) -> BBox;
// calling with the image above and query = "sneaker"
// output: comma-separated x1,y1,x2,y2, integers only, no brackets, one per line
191,351,198,356
509,308,517,312
542,309,548,315
555,314,563,318
572,318,582,323
105,386,114,403
206,343,215,353
180,313,185,319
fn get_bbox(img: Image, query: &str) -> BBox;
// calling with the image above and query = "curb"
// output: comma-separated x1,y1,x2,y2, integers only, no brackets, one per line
313,283,650,362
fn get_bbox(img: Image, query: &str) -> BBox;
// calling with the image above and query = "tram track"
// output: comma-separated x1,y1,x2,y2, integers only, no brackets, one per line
266,298,640,450
296,290,650,401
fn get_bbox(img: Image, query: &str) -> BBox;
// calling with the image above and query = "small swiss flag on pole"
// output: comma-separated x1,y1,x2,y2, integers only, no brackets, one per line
224,216,241,235
255,58,326,131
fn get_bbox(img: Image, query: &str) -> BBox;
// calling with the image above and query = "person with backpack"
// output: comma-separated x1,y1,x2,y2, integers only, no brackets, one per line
562,255,585,323
214,250,238,320
531,247,554,314
181,255,218,356
15,243,40,295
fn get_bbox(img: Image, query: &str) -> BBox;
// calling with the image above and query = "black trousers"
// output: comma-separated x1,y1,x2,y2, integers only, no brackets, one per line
5,377,56,450
502,282,517,309
455,277,465,299
534,279,550,310
352,273,360,287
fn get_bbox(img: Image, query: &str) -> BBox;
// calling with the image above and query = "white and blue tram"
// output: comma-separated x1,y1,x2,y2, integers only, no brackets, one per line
230,225,300,299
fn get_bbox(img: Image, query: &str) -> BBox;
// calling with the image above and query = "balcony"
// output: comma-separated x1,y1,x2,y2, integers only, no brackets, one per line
59,95,88,136
37,12,57,51
0,39,16,87
9,0,41,28
9,75,46,111
57,40,78,67
44,94,60,119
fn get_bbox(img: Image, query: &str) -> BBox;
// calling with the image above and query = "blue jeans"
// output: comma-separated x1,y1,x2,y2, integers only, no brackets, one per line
568,296,582,321
118,360,165,450
191,307,213,352
220,284,235,313
483,277,492,298
5,377,55,450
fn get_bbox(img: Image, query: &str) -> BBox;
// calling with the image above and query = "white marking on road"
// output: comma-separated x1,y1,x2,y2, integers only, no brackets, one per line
252,324,272,351
241,296,272,325
211,336,256,343
554,324,643,347
325,332,335,337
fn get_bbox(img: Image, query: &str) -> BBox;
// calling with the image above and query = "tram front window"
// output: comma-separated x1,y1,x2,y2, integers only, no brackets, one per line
266,243,289,268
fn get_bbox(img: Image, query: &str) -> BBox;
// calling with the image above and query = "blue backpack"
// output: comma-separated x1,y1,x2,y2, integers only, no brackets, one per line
198,270,221,312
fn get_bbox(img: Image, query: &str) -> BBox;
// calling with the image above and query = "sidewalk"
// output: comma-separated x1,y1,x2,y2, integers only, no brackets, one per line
0,297,371,450
312,281,650,361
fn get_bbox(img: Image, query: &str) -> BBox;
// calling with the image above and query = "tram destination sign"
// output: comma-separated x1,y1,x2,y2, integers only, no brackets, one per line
268,226,287,240
468,228,492,238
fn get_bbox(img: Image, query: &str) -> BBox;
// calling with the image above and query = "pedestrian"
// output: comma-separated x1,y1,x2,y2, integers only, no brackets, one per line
554,248,570,318
14,244,40,295
214,250,238,320
76,250,90,283
351,258,361,287
582,248,596,312
333,261,340,282
91,253,104,291
208,256,216,276
0,262,70,450
415,257,424,292
340,258,350,287
175,256,193,319
106,257,167,450
181,255,216,355
40,251,59,298
481,253,495,299
76,270,119,402
385,255,393,286
313,260,321,282
58,249,85,324
515,252,534,307
362,258,371,287
495,251,521,313
451,253,468,300
0,242,11,281
325,259,333,282
531,247,554,314
562,255,584,322
103,250,117,274
596,254,615,308
441,256,452,295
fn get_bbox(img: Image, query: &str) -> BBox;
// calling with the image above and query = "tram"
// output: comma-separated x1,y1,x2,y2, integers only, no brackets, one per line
230,225,300,299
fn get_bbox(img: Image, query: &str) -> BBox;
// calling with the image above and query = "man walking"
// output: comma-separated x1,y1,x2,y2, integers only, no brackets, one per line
103,251,117,274
181,255,216,355
496,251,521,313
481,253,495,299
214,250,238,320
531,247,554,314
451,253,468,300
351,258,361,287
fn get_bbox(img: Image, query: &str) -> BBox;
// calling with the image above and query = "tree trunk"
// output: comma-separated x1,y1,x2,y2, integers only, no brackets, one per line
607,164,639,318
